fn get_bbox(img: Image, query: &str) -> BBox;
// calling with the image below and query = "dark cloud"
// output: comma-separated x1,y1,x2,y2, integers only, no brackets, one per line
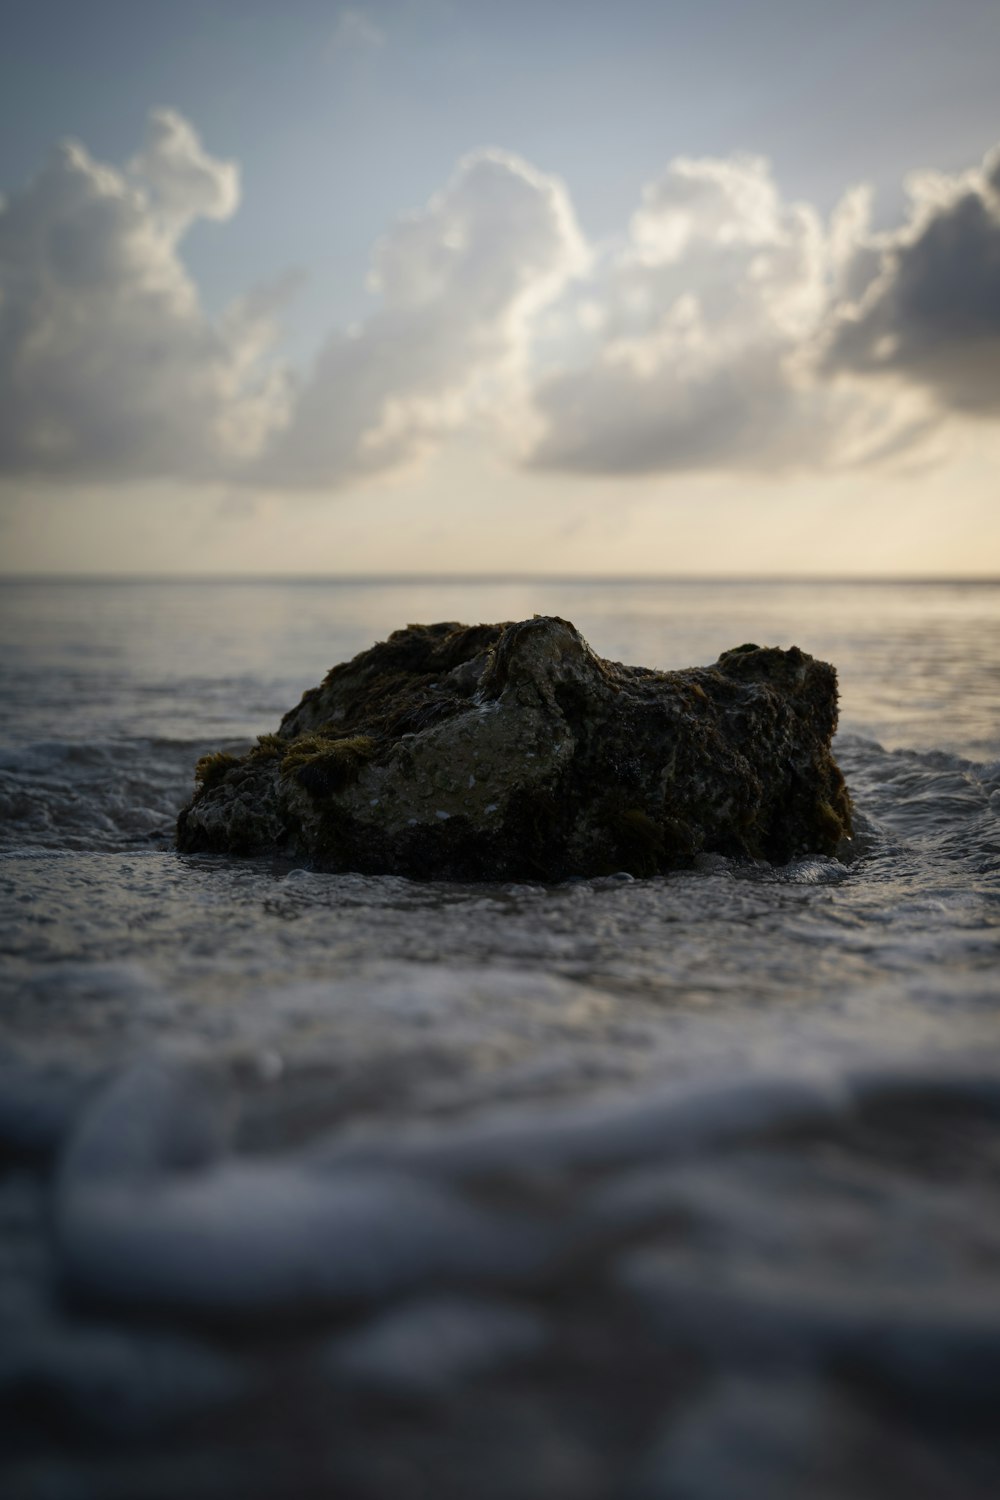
821,148,1000,413
988,147,1000,196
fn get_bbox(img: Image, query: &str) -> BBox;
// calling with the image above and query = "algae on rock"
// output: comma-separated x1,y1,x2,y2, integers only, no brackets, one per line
176,617,852,880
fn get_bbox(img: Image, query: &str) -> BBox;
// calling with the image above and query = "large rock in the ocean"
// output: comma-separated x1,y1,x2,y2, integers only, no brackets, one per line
176,617,852,880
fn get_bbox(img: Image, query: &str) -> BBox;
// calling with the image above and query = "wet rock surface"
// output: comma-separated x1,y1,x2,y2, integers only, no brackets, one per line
176,617,851,877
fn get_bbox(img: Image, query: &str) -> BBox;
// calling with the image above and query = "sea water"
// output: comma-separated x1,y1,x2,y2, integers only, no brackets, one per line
1,577,999,1499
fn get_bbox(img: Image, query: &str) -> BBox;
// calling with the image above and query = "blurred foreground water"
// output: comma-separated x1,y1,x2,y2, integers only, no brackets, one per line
1,577,999,1499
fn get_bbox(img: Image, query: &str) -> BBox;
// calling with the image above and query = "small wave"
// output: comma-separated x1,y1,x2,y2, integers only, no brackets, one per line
3,732,997,872
0,737,246,851
836,736,1000,873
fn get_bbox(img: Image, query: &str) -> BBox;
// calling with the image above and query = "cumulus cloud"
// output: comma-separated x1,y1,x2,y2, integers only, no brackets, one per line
820,145,1000,414
259,149,585,487
524,152,920,476
2,109,997,493
0,109,286,480
128,108,240,227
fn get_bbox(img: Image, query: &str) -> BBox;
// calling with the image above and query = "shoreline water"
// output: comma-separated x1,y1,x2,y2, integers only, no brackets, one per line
1,577,998,1498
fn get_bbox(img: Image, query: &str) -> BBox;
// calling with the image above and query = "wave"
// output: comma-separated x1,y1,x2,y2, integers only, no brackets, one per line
836,735,1000,874
0,737,246,851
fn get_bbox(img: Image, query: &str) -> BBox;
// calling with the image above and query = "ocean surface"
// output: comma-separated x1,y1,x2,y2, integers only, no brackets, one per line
1,576,999,1500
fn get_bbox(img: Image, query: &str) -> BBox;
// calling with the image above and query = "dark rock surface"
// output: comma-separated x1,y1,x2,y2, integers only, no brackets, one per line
176,617,852,878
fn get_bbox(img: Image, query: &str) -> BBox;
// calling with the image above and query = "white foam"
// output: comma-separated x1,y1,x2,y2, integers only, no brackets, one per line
325,1295,545,1396
56,1057,551,1316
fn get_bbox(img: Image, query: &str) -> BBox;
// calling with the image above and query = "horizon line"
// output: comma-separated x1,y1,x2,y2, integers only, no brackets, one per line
2,571,999,586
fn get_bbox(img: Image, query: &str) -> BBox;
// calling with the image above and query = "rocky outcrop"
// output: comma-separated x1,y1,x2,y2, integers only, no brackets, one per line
176,617,852,879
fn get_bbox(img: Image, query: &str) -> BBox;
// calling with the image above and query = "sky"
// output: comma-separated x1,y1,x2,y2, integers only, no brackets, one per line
1,0,999,577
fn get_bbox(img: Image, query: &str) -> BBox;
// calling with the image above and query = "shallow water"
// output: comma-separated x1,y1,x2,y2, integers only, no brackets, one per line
1,578,999,1499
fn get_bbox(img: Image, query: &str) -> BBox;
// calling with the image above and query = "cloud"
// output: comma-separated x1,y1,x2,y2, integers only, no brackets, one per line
0,109,286,480
820,146,1000,415
2,110,997,494
524,152,918,477
128,108,239,227
259,149,585,487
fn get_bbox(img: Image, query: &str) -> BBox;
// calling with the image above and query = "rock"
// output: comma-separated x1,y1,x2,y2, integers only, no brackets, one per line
176,617,851,880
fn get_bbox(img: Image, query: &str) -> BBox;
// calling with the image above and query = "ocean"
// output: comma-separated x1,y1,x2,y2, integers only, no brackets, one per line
1,576,999,1499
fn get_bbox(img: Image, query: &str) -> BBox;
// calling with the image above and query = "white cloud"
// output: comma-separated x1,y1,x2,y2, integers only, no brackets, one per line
128,108,240,228
259,149,585,487
526,153,838,475
0,110,286,480
1,112,997,494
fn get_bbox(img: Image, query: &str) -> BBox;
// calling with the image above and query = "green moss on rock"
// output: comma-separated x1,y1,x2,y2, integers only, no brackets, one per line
192,751,240,794
281,733,377,797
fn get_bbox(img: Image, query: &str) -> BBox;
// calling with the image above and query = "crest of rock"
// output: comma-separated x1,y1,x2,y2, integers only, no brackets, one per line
177,617,852,880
